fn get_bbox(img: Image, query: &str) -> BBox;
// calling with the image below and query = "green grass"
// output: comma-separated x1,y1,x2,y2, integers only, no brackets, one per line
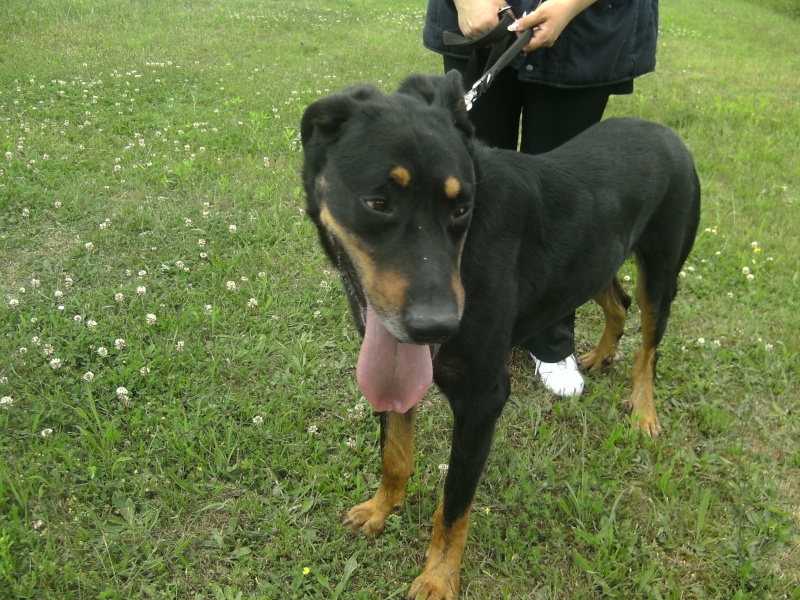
1,0,798,598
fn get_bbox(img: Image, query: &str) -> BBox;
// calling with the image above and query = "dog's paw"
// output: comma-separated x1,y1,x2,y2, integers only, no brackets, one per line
406,568,459,600
578,349,620,373
342,497,399,537
622,400,663,437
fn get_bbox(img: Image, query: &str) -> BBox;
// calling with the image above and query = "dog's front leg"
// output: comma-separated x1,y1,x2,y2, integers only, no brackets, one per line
343,408,416,536
407,390,505,600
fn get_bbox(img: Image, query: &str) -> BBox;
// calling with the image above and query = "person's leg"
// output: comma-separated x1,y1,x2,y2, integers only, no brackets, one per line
518,83,616,395
519,83,613,154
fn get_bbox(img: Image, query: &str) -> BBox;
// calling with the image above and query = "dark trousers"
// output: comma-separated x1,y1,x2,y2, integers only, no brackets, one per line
444,55,625,362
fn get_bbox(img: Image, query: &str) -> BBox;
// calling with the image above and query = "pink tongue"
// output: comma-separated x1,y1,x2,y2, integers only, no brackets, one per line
357,305,433,413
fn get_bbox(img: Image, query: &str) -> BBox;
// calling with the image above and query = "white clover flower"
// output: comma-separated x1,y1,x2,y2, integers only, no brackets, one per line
32,336,41,346
64,276,73,288
228,224,237,234
49,358,62,369
226,281,236,291
252,415,264,426
204,305,212,315
18,347,27,355
438,464,449,475
741,266,750,275
114,338,126,350
136,286,147,295
40,428,54,438
765,343,774,351
746,274,755,281
43,344,55,355
54,201,62,209
138,270,147,278
247,298,258,308
83,371,94,381
307,425,319,435
175,340,184,352
198,238,207,247
86,319,98,330
751,241,759,248
84,242,94,250
54,290,63,298
347,438,357,449
145,313,157,324
22,208,30,217
116,387,129,399
697,338,705,346
0,397,13,410
8,298,19,308
175,260,185,269
97,347,108,357
139,366,150,375
30,278,41,288
114,292,124,302
184,218,193,226
73,315,83,323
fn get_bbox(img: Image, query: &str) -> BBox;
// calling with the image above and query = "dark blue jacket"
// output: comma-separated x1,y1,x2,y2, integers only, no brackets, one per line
423,0,658,89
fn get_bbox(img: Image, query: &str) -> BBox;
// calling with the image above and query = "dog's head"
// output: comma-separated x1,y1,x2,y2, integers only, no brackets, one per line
301,72,476,345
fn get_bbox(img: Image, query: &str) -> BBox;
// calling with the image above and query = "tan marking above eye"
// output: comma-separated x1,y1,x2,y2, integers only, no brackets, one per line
444,176,461,199
390,166,411,188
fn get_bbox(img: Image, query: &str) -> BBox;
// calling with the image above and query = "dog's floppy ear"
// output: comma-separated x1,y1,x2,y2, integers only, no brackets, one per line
300,84,381,149
300,84,382,184
397,71,473,137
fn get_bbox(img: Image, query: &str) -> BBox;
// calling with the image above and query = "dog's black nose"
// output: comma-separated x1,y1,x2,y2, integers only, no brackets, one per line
404,311,460,344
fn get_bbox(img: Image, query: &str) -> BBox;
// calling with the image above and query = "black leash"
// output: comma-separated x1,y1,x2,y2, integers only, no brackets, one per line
442,4,538,111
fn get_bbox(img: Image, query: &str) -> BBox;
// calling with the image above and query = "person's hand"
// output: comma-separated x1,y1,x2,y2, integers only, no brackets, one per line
508,0,597,52
453,0,510,39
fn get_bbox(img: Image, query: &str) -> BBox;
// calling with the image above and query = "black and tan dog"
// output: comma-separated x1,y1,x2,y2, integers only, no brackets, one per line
300,71,700,599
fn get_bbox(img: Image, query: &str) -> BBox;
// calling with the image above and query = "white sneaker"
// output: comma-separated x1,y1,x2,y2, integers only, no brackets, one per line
532,354,585,397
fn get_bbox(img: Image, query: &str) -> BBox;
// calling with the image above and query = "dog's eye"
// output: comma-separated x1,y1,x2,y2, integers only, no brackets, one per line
362,196,391,213
452,205,471,219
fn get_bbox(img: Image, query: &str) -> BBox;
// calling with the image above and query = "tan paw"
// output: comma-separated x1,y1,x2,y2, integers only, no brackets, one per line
578,349,620,373
406,567,459,600
622,400,663,437
342,497,399,537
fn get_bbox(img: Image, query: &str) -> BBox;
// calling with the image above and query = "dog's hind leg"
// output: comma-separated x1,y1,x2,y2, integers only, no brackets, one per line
625,258,678,437
579,275,632,373
343,408,416,536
